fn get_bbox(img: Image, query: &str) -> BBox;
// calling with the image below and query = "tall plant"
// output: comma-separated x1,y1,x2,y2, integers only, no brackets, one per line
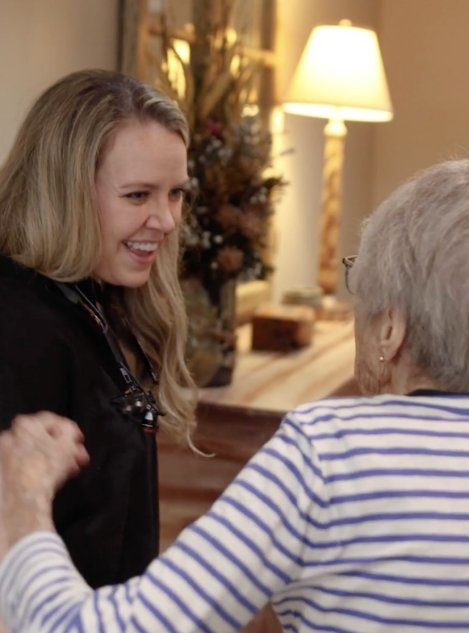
153,0,285,301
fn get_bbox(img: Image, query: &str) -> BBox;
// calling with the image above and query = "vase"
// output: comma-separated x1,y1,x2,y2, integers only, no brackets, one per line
181,277,237,387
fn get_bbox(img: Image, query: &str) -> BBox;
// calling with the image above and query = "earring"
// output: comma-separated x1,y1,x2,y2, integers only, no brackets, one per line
379,354,385,362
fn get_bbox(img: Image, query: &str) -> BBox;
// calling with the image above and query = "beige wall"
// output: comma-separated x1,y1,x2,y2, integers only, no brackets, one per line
374,0,469,204
0,0,119,163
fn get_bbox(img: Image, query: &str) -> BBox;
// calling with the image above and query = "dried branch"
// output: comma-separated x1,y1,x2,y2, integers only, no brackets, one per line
148,0,286,286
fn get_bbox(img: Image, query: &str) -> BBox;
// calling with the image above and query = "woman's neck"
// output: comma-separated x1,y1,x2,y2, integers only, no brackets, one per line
386,347,440,395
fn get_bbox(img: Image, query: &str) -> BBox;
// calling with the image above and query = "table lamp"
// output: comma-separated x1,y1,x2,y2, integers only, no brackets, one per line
283,19,393,314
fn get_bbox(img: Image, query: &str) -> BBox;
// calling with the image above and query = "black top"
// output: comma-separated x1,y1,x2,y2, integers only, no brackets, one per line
0,255,158,587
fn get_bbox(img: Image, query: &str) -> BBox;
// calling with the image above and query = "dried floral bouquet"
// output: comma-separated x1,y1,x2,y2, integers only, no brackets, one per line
152,0,286,302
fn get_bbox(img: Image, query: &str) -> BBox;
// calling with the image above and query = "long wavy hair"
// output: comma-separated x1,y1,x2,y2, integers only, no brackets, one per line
0,69,197,442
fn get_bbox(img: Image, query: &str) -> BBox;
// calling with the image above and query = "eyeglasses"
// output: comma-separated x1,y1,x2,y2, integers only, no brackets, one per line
342,255,357,294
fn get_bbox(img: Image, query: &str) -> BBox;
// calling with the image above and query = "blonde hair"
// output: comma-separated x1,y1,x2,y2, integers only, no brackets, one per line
0,69,197,442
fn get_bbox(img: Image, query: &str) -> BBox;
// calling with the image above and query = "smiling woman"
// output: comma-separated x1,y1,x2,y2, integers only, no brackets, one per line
0,69,197,589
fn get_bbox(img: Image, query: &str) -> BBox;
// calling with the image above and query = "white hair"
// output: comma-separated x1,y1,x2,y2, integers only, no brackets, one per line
354,159,469,391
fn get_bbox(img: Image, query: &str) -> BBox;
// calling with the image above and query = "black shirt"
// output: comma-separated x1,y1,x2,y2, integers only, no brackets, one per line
0,255,158,587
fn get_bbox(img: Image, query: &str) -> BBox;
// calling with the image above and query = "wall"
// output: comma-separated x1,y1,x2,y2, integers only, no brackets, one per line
0,0,119,163
271,0,381,302
374,0,469,205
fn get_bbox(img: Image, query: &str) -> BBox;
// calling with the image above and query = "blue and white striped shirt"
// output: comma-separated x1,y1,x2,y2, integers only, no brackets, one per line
3,393,469,631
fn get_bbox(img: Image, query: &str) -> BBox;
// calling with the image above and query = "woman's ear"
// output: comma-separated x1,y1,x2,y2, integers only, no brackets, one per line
378,309,407,362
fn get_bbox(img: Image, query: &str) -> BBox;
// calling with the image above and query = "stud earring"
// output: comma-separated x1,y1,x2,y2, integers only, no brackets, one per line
379,355,385,362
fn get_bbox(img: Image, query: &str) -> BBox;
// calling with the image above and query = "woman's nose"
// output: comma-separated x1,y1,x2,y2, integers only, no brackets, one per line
145,203,177,233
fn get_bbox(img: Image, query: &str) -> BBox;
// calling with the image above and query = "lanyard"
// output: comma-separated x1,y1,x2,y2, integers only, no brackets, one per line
54,281,164,433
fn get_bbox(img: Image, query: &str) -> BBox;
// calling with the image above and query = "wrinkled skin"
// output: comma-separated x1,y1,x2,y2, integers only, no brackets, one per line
0,412,89,555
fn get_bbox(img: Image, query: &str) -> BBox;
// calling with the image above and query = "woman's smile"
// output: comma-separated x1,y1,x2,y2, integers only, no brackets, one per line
123,239,160,267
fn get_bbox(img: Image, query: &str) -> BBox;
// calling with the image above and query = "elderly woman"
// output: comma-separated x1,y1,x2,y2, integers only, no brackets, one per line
1,159,469,632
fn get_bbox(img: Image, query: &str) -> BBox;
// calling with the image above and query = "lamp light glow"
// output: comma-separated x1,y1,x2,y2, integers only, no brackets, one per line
284,21,393,123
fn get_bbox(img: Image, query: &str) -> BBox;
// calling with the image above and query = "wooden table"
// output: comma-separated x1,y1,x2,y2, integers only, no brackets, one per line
159,318,359,632
198,317,358,417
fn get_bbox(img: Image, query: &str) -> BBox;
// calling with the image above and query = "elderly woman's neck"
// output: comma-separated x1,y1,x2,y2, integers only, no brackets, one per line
387,351,441,395
389,372,441,395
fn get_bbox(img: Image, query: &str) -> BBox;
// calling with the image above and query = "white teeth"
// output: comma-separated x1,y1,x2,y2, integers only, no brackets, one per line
125,241,157,252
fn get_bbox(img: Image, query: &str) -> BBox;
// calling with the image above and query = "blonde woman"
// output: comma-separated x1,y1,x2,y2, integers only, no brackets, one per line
0,69,196,587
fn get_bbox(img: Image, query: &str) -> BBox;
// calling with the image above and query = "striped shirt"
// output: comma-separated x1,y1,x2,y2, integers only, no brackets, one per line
3,393,469,631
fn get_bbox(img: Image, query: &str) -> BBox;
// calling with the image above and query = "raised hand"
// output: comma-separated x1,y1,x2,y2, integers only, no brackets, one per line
0,412,89,553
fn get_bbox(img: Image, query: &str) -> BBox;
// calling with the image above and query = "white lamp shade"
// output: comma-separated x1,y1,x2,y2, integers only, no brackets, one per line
284,21,393,122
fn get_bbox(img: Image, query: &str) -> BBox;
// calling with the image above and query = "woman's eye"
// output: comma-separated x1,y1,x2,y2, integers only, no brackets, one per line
169,187,187,202
125,191,148,202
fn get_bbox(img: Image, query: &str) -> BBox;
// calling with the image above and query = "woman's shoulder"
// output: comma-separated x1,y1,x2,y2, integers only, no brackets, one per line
284,392,469,432
286,395,374,423
0,260,61,322
284,394,405,431
0,257,83,350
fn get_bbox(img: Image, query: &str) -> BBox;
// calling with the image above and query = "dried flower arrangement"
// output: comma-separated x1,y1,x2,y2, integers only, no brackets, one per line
152,0,286,302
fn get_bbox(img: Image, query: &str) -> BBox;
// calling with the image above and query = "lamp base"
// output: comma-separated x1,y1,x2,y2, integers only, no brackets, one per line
283,285,324,310
315,294,353,321
283,286,352,321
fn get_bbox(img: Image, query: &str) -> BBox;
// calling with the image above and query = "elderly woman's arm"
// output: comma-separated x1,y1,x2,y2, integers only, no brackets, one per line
0,412,90,632
0,412,89,550
0,411,316,633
